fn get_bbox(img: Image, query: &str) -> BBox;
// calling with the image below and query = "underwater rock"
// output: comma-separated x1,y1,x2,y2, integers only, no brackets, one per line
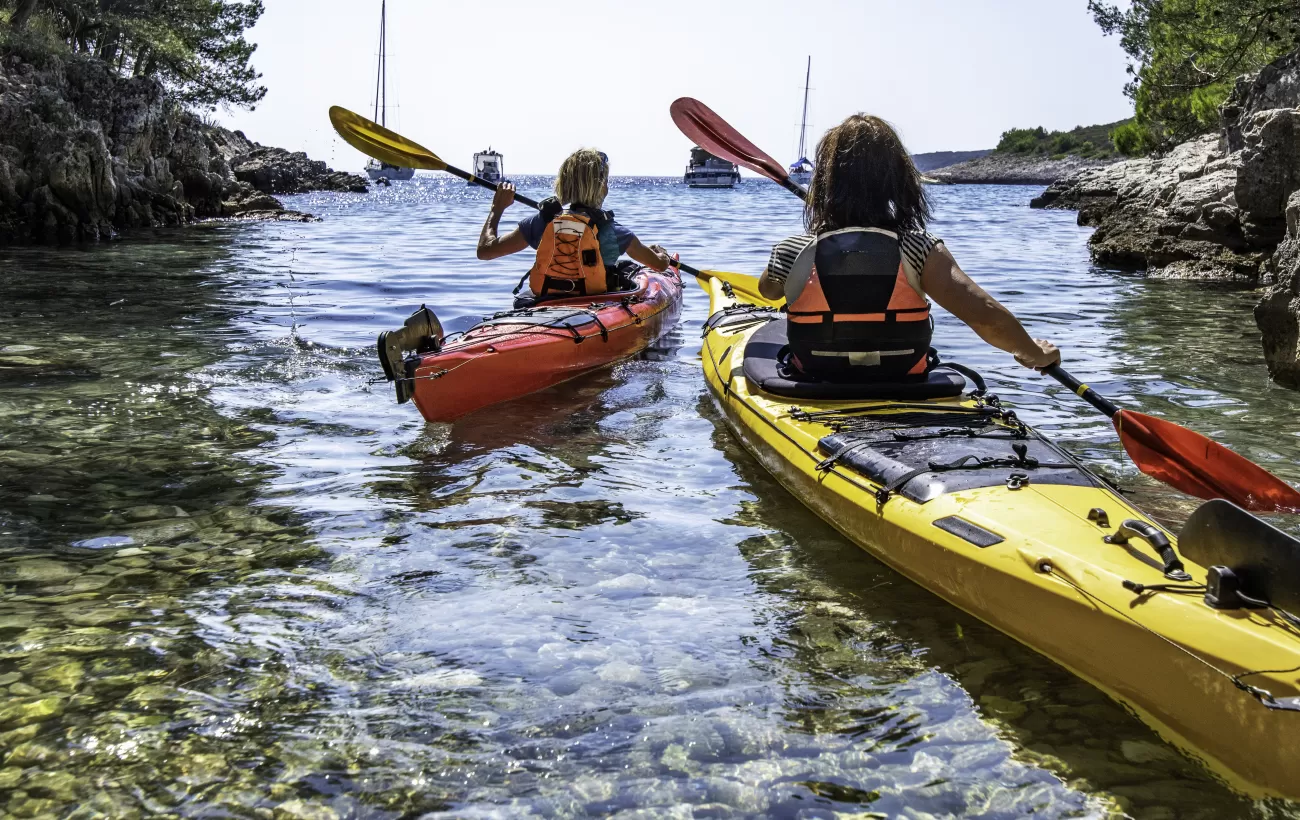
0,697,64,728
0,559,78,585
272,799,341,820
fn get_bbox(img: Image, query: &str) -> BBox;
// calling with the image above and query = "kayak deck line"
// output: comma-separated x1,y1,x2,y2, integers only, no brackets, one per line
700,273,1300,799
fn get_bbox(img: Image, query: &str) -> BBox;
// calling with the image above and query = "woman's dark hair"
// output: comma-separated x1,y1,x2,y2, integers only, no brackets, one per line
805,114,930,235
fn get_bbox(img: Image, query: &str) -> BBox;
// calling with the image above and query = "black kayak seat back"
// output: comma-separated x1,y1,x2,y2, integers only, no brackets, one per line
1179,499,1300,613
742,317,966,400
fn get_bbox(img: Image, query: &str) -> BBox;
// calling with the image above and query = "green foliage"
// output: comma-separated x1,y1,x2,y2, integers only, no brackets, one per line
1090,0,1300,147
996,127,1047,154
4,0,266,110
1110,121,1160,156
994,120,1131,158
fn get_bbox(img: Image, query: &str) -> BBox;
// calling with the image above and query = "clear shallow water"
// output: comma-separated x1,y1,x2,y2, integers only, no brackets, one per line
1,178,1298,818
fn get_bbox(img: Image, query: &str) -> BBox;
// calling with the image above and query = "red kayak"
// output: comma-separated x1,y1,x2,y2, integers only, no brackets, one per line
400,267,683,423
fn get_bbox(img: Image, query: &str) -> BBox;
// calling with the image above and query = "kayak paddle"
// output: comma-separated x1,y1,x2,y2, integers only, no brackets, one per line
670,98,807,199
669,97,1300,512
327,106,771,304
1045,366,1300,512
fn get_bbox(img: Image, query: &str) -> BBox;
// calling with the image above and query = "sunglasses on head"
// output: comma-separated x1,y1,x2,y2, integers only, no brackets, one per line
597,151,609,167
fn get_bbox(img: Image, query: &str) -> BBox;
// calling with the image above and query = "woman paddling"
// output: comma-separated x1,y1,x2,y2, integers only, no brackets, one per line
757,114,1060,380
478,148,673,299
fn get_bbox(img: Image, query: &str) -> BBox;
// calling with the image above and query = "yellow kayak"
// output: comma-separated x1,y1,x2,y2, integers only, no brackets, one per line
698,272,1300,798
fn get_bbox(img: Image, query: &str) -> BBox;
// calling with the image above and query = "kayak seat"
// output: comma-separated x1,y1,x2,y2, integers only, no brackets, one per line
742,318,967,400
818,431,1096,504
513,261,644,309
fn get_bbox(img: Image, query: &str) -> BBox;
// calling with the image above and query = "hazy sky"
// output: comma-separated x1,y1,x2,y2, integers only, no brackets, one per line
219,0,1135,177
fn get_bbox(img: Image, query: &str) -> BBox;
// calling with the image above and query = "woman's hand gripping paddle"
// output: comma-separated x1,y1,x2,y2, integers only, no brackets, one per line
667,97,1300,511
328,105,770,302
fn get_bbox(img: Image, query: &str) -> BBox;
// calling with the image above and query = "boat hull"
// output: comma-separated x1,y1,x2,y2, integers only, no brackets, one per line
685,171,740,188
407,268,684,423
698,273,1300,799
367,164,415,181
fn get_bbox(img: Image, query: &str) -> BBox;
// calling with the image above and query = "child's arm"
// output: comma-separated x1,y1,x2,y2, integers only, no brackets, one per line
477,182,529,260
626,237,671,271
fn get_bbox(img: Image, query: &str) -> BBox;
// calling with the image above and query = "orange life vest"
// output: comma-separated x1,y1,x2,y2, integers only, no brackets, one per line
785,227,933,379
529,210,608,298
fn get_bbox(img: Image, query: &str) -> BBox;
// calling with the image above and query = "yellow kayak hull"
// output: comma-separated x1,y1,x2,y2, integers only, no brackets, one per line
697,272,1300,799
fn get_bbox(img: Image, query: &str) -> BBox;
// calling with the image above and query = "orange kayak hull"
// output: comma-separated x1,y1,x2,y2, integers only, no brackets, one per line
407,268,684,423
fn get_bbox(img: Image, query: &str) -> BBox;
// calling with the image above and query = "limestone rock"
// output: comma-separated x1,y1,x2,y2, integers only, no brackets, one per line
1032,46,1300,389
228,145,369,194
1031,135,1262,277
1256,190,1300,387
1223,48,1300,152
0,40,365,245
1235,108,1300,246
925,152,1119,185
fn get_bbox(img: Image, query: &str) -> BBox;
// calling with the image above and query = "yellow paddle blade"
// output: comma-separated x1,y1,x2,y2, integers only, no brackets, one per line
697,269,783,309
328,106,447,171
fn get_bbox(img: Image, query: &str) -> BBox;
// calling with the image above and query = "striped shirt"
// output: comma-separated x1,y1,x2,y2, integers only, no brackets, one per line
766,230,944,296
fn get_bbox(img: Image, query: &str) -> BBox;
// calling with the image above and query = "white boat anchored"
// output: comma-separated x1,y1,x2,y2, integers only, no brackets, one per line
364,0,414,182
471,148,504,186
788,56,813,187
684,146,740,188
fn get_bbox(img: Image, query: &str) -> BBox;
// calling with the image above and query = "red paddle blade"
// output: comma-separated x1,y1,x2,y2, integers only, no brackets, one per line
1115,409,1300,512
670,97,789,183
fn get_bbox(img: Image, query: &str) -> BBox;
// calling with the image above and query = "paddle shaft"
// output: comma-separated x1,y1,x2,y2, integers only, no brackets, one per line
451,162,542,208
780,178,808,200
1044,364,1120,418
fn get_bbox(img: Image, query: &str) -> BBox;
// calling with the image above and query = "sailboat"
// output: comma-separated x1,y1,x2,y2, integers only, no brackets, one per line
365,0,414,181
788,57,814,187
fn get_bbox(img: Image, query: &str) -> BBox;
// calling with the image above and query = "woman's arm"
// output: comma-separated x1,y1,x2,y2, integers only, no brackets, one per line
626,237,671,272
477,182,529,260
921,244,1060,370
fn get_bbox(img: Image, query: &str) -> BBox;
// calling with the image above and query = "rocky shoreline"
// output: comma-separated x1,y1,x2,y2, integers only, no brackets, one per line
1032,49,1300,386
0,39,367,245
926,152,1121,185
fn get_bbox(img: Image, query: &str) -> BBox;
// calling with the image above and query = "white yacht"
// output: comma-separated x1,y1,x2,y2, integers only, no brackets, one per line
684,146,740,188
471,149,504,185
788,56,813,187
364,0,414,182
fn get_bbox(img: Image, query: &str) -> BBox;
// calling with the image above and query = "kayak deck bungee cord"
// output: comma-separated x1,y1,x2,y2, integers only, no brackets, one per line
395,266,682,423
698,273,1300,799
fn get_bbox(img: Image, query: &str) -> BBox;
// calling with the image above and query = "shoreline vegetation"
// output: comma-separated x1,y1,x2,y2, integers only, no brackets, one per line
0,1,366,244
926,121,1131,185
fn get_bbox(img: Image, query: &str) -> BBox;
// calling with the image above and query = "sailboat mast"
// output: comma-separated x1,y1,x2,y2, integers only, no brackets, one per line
380,0,388,127
797,56,811,160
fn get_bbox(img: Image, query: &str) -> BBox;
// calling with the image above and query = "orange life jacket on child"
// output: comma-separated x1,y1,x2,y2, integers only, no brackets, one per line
529,208,609,298
785,227,933,379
